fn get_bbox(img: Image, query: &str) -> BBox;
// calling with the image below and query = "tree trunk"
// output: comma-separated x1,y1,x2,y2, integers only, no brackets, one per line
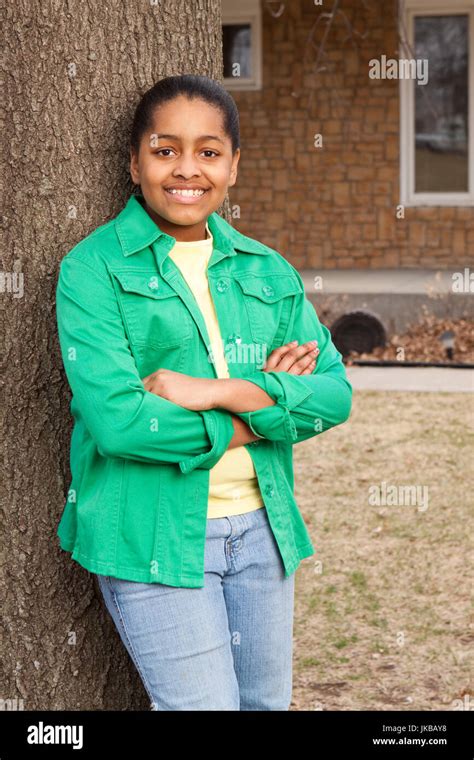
2,0,226,710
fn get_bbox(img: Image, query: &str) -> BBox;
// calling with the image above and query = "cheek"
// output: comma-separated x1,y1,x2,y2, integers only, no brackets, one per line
212,165,234,187
206,172,231,205
140,162,166,184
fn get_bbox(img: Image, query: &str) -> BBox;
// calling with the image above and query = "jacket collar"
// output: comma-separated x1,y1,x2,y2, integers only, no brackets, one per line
115,192,270,259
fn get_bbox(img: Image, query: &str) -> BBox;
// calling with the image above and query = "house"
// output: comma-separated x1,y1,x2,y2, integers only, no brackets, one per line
222,0,473,353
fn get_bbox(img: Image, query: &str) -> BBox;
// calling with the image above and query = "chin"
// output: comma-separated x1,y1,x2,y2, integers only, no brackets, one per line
170,207,209,222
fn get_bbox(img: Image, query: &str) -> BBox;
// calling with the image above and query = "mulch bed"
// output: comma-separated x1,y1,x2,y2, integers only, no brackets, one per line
344,315,474,365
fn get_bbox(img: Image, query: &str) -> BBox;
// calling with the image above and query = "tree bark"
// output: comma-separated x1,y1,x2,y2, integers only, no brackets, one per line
1,0,226,710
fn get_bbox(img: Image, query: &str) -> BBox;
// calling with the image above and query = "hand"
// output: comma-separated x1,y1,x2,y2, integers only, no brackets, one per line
142,369,217,411
262,340,319,375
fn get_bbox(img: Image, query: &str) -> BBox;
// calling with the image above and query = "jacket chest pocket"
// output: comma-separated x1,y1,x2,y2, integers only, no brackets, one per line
233,273,303,349
111,271,193,350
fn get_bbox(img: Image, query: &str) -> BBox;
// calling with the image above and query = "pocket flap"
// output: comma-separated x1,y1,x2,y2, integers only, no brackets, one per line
111,271,179,300
234,273,303,303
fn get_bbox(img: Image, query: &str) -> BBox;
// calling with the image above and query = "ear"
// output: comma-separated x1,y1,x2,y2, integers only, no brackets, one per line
130,147,140,186
228,148,240,188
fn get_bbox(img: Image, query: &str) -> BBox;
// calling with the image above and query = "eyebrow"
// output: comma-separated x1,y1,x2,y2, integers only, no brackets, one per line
154,133,226,145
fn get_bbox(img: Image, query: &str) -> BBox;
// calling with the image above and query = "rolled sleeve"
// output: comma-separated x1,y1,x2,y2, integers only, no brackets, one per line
179,408,235,473
235,370,313,443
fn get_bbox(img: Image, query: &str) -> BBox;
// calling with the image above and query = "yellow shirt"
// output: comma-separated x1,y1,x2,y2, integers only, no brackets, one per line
167,223,265,519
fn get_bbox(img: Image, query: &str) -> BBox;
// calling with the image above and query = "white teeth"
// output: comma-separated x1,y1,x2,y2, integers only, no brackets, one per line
166,188,206,197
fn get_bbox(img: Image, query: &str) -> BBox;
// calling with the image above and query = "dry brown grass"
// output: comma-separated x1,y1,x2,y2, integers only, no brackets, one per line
290,390,474,711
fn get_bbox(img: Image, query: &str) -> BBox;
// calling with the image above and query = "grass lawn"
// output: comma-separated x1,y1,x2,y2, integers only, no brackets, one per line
290,390,473,711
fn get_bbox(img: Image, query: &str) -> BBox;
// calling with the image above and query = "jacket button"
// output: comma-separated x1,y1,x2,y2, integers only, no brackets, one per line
227,333,242,345
148,278,159,290
216,279,229,293
264,484,275,498
262,284,274,297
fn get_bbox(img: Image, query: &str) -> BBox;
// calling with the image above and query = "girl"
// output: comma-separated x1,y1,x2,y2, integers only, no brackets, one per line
55,74,352,711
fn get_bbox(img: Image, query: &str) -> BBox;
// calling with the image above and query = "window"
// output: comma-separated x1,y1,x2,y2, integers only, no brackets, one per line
222,0,262,90
400,0,474,206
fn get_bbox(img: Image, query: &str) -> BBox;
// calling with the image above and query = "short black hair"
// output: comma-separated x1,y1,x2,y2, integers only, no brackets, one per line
130,74,240,156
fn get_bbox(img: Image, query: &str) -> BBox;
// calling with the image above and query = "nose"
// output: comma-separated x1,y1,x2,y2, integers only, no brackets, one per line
172,151,202,179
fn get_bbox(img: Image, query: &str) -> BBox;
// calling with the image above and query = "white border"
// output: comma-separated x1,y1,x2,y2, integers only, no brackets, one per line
399,0,474,206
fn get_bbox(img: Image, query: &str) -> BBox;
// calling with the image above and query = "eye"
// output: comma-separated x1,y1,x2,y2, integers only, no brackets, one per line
154,148,175,157
153,148,219,158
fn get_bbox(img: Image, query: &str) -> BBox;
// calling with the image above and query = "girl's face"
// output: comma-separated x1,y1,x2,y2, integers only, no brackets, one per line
130,95,240,241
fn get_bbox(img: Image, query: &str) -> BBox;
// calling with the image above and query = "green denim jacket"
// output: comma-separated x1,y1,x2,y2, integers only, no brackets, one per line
55,192,352,587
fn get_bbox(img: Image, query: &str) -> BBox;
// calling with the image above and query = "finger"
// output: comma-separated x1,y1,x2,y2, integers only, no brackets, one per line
274,341,318,372
288,351,319,375
263,340,299,370
301,357,318,375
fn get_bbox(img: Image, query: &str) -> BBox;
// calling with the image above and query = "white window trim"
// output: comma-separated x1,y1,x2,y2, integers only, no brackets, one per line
399,0,474,206
221,0,262,91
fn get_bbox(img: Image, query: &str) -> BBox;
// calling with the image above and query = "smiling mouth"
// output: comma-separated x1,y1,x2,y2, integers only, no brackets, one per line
164,188,210,198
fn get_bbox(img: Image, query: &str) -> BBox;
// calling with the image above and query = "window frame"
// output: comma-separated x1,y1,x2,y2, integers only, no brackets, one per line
221,0,262,91
399,0,474,206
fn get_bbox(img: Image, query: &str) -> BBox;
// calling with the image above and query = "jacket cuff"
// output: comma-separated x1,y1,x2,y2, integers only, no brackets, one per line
235,371,314,442
178,408,235,474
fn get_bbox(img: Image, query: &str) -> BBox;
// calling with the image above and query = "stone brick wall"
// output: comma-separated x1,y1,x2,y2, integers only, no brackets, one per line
228,0,473,269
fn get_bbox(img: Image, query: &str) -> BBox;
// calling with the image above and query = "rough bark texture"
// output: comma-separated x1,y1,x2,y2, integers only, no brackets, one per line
2,0,227,710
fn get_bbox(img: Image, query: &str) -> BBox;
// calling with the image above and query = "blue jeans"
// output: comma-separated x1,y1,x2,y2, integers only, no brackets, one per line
95,506,295,710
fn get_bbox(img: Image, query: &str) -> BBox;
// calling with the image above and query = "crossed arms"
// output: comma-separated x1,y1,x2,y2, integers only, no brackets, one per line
56,257,352,474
